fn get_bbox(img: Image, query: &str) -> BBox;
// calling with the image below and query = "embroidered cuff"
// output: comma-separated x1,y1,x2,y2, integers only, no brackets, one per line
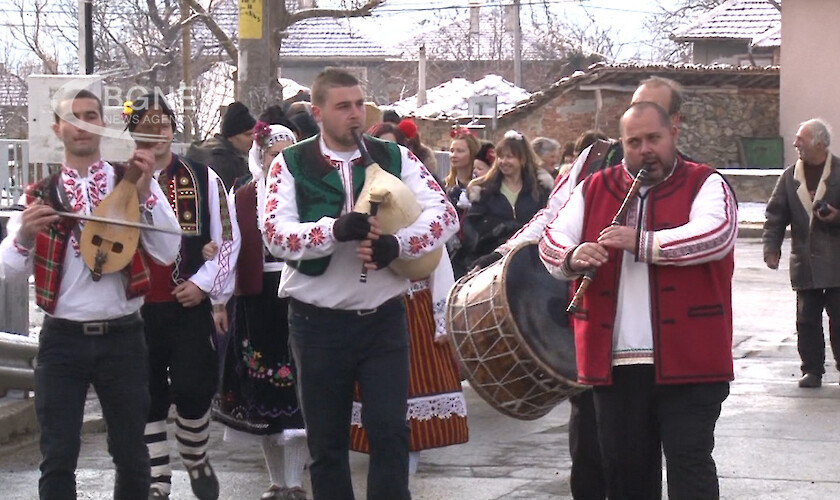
561,244,580,276
636,230,655,263
12,237,32,257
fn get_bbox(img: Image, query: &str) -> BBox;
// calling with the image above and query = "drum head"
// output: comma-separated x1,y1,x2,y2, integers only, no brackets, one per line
504,243,578,382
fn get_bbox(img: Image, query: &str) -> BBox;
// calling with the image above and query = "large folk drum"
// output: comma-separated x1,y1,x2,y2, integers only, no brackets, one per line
446,243,587,420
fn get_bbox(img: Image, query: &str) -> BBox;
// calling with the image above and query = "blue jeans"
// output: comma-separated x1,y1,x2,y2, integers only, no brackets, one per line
289,297,411,500
34,313,151,500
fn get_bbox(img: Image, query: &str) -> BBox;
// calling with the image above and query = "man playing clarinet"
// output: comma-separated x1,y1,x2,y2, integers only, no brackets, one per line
539,102,738,499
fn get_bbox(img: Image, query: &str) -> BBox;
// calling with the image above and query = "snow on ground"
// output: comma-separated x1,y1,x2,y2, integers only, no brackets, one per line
739,202,766,223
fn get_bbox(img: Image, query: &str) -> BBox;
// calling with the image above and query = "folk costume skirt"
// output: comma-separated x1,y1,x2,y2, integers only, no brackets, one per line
212,271,305,436
350,283,468,452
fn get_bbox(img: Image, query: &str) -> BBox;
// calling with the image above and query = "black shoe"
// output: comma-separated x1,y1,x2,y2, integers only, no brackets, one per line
187,460,219,499
798,373,822,388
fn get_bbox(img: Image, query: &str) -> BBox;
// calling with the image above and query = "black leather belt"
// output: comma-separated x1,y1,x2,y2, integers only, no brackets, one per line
290,296,403,317
44,312,142,336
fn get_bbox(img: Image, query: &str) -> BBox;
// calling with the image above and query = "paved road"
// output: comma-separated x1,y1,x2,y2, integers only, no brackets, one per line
2,238,840,499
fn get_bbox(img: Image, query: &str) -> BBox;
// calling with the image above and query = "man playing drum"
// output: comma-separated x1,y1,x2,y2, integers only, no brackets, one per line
470,76,686,500
261,68,458,500
539,102,737,499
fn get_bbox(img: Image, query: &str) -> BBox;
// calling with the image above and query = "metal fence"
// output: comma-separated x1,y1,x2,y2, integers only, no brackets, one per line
0,139,33,207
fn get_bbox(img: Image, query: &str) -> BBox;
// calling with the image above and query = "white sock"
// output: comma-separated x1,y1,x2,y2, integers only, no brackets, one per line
145,420,171,494
409,451,420,475
176,410,211,468
262,436,286,488
283,435,308,488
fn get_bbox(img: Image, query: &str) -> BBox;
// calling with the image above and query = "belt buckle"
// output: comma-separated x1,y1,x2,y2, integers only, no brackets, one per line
82,322,106,336
356,307,378,317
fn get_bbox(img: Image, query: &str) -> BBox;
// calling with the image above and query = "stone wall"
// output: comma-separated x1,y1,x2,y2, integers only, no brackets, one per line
417,86,780,170
679,89,780,167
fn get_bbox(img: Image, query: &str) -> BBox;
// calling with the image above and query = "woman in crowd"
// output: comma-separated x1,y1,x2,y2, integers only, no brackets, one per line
444,128,481,278
212,122,308,500
462,130,549,267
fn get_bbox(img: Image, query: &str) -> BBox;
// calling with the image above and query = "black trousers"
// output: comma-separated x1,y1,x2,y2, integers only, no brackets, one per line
593,365,728,500
289,297,411,500
568,390,605,500
796,288,840,375
35,313,150,500
141,300,218,421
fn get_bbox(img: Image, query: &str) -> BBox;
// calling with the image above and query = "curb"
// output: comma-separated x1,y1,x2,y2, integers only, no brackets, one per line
0,398,105,456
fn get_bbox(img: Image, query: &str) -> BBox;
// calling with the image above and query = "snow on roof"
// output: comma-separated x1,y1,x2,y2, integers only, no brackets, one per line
751,23,781,48
672,0,780,44
391,74,531,119
280,17,403,60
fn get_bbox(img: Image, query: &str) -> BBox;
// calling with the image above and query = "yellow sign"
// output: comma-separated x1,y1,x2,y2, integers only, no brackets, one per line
239,0,263,39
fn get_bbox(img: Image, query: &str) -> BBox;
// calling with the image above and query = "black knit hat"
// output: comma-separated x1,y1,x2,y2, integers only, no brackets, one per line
126,91,177,133
221,101,257,138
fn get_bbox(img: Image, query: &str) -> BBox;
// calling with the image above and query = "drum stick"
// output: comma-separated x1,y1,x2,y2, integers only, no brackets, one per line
566,167,648,313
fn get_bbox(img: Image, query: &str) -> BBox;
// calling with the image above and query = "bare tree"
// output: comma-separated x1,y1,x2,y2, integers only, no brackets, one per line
643,0,726,62
410,5,615,91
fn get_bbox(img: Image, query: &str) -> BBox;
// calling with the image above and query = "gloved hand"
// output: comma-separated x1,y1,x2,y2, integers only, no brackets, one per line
370,235,400,269
333,212,372,242
470,251,503,270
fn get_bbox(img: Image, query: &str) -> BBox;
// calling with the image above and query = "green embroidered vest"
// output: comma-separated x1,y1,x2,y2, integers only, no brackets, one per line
283,134,402,276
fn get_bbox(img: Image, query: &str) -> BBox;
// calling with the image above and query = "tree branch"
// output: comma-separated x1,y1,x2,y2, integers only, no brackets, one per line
182,0,238,64
289,0,387,25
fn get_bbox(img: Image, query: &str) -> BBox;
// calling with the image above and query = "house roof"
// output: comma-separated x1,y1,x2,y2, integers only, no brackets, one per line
671,0,781,44
751,23,781,48
192,1,401,61
389,74,531,119
501,62,780,120
279,17,403,60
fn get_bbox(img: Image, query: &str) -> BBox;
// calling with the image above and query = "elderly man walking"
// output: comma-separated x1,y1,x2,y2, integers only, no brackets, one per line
764,118,840,388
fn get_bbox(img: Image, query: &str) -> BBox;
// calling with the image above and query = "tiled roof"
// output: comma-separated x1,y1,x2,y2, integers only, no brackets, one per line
751,23,780,48
672,0,781,43
390,74,531,119
192,1,400,60
502,62,779,120
279,17,403,60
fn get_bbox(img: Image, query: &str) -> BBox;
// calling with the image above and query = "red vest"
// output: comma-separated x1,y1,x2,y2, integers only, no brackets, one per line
573,159,734,386
233,180,264,295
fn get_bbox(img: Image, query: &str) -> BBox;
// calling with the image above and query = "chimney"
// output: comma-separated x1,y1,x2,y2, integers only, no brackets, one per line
418,45,427,107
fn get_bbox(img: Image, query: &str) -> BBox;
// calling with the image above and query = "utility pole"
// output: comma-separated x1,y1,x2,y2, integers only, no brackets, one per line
78,0,94,74
512,0,522,88
238,0,284,113
181,0,193,141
